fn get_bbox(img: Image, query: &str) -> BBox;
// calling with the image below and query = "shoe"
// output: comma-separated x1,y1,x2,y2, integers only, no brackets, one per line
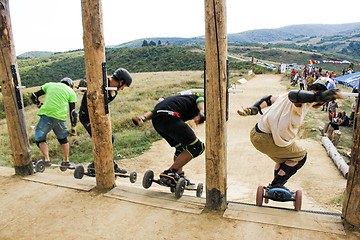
179,172,195,187
87,162,96,175
114,166,127,174
160,169,180,182
60,161,70,167
43,159,51,166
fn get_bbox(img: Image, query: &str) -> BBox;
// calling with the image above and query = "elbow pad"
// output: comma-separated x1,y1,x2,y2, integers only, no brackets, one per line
288,89,338,103
252,95,272,115
30,92,40,105
70,109,78,127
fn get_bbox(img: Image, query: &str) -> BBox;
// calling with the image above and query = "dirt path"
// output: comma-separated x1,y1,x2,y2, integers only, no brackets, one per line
0,74,356,239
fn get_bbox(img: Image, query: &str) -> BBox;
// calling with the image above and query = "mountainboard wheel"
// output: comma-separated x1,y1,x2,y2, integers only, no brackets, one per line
264,190,269,204
142,170,154,189
256,186,264,206
129,171,137,183
74,165,85,179
294,190,302,211
59,162,67,172
35,160,45,173
175,178,186,199
196,183,204,197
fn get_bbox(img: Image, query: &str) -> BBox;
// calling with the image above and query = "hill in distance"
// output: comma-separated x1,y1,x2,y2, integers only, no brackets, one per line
18,22,360,61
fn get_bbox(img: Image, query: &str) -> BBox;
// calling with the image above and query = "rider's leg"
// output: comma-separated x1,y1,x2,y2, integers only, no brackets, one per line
271,154,307,187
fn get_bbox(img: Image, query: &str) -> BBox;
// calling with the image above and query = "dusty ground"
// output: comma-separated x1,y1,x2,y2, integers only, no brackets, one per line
0,74,358,239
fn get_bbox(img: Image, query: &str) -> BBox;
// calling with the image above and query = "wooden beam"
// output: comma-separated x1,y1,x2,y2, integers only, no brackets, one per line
343,113,360,227
0,0,32,175
81,0,115,189
204,0,227,211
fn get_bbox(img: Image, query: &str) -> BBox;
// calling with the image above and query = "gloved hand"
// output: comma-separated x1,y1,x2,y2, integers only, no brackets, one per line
132,116,144,127
237,106,259,116
69,127,76,136
319,89,341,102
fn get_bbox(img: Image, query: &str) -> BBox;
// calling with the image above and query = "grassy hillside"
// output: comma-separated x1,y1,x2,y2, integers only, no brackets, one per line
0,68,259,167
17,45,272,89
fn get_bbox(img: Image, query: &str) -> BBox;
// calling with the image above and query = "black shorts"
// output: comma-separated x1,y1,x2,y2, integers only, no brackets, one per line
152,115,197,147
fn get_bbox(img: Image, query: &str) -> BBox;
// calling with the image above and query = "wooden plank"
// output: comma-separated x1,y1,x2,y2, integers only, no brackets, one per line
224,203,345,235
104,185,205,214
22,173,96,191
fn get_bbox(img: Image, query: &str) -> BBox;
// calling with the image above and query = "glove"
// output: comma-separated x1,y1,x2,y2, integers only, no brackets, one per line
30,92,40,105
132,116,144,127
319,89,340,102
69,127,76,136
240,106,259,116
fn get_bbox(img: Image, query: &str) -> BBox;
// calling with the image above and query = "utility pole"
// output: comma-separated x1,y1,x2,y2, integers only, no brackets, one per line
343,89,360,228
0,0,32,175
81,0,115,189
204,0,228,211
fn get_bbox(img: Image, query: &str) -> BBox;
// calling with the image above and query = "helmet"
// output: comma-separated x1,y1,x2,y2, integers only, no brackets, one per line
60,77,74,88
310,77,336,91
113,68,132,87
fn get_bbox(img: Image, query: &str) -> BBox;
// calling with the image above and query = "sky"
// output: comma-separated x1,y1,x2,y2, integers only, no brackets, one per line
9,0,360,55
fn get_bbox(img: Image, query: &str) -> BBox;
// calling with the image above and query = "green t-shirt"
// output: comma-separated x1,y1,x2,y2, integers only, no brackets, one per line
37,82,77,121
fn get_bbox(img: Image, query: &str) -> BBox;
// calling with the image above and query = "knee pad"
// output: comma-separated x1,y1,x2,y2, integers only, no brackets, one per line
35,140,46,148
174,144,185,158
185,139,205,158
272,154,307,186
58,137,69,145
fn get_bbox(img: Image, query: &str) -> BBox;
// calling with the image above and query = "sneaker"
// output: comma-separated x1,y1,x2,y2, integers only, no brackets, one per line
179,172,195,187
60,161,70,167
87,162,95,175
43,159,51,166
115,166,127,174
160,169,180,182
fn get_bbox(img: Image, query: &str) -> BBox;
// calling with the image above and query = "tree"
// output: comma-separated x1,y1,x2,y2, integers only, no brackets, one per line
149,40,156,46
158,40,162,46
142,40,148,47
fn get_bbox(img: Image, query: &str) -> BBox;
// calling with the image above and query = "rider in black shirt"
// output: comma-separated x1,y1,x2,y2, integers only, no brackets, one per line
133,94,205,185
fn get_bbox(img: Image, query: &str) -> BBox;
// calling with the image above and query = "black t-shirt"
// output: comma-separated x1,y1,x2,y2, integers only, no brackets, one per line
152,95,204,122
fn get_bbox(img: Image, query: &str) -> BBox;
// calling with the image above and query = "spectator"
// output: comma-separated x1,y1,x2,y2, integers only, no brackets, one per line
330,112,350,130
328,100,338,121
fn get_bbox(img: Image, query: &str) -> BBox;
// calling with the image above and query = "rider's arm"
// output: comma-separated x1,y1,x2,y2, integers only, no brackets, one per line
238,95,278,116
30,89,45,105
69,102,77,136
288,89,341,103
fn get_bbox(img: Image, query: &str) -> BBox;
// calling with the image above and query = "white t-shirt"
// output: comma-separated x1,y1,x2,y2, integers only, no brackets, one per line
257,93,312,147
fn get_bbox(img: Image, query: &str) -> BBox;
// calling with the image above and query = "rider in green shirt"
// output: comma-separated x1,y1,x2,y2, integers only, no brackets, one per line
31,77,77,166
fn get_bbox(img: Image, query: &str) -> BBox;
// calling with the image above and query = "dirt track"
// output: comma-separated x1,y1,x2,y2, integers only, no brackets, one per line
0,74,358,239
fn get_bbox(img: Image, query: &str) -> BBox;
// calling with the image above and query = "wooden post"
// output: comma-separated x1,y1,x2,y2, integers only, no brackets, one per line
343,112,360,227
0,0,33,175
204,0,227,211
81,0,115,189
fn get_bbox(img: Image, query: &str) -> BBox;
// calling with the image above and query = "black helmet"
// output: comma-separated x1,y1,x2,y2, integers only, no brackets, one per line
60,77,74,88
113,68,132,87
